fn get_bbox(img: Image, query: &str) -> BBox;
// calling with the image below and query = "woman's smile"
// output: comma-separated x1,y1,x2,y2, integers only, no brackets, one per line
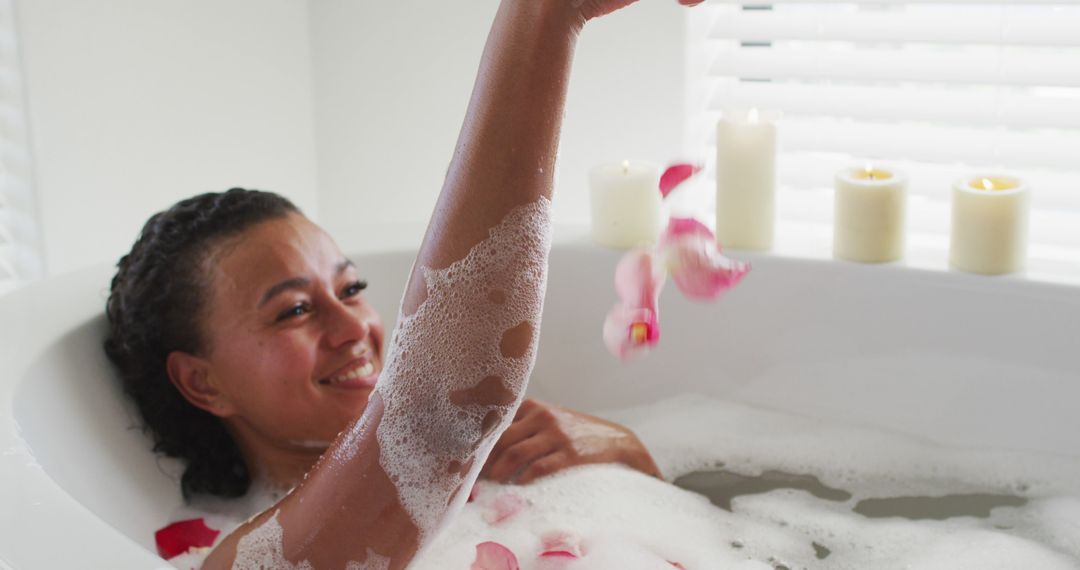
319,353,380,389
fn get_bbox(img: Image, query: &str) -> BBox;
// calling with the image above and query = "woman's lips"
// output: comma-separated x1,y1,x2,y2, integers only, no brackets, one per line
319,359,378,389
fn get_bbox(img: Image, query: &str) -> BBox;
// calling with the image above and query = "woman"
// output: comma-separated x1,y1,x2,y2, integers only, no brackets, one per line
106,0,700,568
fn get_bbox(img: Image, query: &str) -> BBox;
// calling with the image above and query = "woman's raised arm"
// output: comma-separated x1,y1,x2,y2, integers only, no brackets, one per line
201,1,697,568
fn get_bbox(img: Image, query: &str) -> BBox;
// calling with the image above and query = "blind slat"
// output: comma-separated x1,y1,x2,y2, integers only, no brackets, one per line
710,5,1080,47
703,115,1080,172
709,80,1080,130
711,44,1080,87
707,0,1075,4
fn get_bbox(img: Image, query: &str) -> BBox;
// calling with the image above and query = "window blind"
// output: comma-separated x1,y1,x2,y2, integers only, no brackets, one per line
686,1,1080,281
0,0,40,296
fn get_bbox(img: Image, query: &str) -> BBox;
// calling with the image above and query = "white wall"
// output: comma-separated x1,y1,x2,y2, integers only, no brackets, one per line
308,1,687,253
18,0,686,275
17,0,320,276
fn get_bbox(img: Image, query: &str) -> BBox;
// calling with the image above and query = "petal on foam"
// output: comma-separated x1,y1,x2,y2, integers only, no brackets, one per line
539,530,584,559
154,518,220,560
472,541,521,570
483,492,527,525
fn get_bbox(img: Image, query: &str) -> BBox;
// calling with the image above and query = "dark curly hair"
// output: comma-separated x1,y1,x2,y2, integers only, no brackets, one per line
104,188,300,501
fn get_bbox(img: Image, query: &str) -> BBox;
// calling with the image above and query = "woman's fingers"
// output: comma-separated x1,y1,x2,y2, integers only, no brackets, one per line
485,403,544,462
578,0,704,23
513,450,571,485
483,433,561,483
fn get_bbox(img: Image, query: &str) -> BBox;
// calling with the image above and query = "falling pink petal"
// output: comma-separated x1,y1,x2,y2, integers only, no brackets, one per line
613,250,665,310
663,217,714,242
539,530,584,559
659,163,702,198
483,492,527,525
660,218,750,301
603,304,659,361
472,542,521,570
604,250,666,361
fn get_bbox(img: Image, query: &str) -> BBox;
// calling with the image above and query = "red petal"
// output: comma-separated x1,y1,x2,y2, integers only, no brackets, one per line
659,163,702,198
472,541,521,570
154,518,220,560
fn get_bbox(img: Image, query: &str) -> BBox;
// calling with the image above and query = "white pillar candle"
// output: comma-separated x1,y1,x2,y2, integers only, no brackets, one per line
589,160,662,249
833,165,908,263
949,175,1030,275
715,108,777,250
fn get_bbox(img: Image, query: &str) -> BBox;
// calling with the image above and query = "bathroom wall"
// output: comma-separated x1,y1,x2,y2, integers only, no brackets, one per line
17,0,686,276
16,0,320,276
308,0,687,254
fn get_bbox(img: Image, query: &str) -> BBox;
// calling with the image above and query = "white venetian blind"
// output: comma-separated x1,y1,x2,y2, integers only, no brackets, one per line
0,0,40,296
686,1,1080,281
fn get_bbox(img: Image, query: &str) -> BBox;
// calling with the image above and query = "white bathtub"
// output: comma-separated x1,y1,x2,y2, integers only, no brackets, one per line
2,243,1079,567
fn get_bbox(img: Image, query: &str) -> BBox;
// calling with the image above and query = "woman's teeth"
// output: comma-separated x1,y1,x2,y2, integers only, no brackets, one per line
325,361,376,385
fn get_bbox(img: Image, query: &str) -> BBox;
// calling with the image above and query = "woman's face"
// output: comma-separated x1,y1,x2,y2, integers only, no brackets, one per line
196,213,384,453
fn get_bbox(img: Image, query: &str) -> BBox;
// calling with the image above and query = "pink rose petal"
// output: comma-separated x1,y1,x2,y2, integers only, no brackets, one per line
539,530,584,559
604,250,666,361
603,305,659,361
604,218,749,360
660,218,750,301
613,250,665,310
659,163,702,198
663,217,713,242
483,492,527,525
472,542,521,570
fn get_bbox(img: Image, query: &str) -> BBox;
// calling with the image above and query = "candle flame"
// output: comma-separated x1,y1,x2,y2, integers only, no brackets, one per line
621,159,630,174
981,178,994,191
748,108,759,124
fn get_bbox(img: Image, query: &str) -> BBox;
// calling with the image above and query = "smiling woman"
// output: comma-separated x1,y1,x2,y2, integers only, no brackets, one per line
101,0,699,567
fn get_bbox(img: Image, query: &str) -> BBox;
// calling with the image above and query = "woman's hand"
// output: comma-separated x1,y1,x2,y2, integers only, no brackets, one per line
572,0,704,24
480,399,663,484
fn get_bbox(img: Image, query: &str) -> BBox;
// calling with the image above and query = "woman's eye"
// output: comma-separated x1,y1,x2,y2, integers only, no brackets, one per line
342,280,368,298
277,302,311,322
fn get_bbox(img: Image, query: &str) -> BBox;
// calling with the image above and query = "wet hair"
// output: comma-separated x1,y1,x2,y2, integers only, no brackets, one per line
104,188,299,501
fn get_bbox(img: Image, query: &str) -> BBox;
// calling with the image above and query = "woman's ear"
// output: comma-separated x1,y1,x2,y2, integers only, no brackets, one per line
166,351,235,418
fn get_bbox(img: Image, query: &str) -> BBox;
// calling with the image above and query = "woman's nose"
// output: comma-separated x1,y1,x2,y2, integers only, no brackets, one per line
324,299,370,348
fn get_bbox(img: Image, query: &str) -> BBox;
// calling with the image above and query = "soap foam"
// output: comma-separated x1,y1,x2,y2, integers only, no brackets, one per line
372,196,552,544
226,197,552,569
233,511,313,570
406,393,1080,569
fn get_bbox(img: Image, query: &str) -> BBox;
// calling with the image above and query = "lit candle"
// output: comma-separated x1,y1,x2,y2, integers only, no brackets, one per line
833,165,908,263
949,175,1030,275
715,108,777,250
589,160,663,249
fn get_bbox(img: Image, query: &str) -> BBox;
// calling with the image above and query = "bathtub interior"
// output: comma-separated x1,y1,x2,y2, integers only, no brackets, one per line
10,244,1080,561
